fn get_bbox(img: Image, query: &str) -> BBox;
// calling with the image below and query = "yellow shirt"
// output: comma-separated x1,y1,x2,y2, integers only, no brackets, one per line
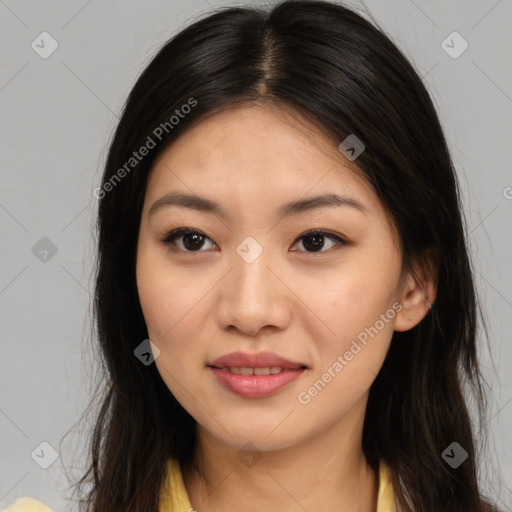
0,498,53,512
2,458,397,512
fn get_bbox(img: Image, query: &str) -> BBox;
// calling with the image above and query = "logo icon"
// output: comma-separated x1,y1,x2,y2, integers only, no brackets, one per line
237,442,262,467
236,236,263,264
32,237,58,263
441,441,468,468
338,134,365,161
134,339,161,365
31,441,59,469
31,32,59,59
441,32,468,59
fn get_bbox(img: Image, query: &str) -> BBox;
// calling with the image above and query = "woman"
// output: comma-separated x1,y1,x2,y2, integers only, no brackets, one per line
4,1,500,511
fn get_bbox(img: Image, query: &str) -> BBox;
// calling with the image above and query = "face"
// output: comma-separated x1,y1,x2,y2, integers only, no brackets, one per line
136,103,409,452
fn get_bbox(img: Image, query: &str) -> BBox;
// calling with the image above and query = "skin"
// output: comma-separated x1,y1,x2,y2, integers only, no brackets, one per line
136,102,436,512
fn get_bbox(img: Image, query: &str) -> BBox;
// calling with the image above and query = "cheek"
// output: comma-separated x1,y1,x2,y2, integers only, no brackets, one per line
136,247,219,392
313,265,396,337
136,254,205,403
299,296,395,415
304,254,399,382
136,248,203,339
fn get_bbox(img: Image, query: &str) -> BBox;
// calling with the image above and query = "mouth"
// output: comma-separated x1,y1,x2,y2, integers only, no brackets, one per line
207,357,308,397
208,350,309,371
207,351,309,398
208,365,307,375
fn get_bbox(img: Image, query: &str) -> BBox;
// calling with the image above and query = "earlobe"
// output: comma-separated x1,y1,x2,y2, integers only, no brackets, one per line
393,271,436,332
394,299,433,332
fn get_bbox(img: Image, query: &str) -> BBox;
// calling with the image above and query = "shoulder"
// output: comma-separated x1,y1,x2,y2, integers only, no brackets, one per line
1,497,53,512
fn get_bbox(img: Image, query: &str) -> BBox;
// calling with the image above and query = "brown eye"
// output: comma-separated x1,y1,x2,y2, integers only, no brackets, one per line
160,228,347,254
291,230,348,253
160,228,217,252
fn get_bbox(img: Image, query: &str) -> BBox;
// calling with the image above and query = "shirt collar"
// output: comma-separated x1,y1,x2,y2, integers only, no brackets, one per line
161,457,397,511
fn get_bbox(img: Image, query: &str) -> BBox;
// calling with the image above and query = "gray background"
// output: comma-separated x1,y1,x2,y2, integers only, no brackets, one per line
0,0,511,510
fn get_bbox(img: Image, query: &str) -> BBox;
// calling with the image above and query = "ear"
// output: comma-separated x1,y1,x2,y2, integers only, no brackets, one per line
394,251,438,332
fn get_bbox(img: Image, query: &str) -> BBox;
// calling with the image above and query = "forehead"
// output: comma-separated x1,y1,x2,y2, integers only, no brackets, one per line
145,103,380,220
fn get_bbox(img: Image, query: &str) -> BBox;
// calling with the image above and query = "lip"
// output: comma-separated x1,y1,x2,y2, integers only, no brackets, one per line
208,351,308,398
209,367,306,398
209,351,307,369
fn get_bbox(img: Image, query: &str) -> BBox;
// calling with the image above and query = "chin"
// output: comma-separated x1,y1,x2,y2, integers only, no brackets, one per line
200,421,308,453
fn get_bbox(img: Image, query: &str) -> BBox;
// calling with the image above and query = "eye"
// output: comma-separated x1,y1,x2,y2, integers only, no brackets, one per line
291,230,348,253
160,227,348,253
159,227,217,252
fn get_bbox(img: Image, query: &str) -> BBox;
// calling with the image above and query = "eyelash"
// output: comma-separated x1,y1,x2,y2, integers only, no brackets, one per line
158,227,348,253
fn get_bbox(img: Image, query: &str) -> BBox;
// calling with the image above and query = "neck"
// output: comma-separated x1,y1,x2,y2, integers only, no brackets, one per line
182,397,378,512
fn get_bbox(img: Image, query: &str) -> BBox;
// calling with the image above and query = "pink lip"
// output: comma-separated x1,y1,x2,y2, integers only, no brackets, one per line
208,351,308,398
209,351,307,369
209,367,306,398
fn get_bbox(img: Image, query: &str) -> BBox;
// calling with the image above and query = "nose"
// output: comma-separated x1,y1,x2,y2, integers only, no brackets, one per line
215,246,292,337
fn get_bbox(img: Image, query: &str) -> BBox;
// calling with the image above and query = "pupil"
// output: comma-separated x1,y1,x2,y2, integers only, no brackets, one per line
184,233,204,250
303,233,324,252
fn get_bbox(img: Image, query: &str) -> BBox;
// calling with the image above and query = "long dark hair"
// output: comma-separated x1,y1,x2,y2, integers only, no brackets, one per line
69,1,497,510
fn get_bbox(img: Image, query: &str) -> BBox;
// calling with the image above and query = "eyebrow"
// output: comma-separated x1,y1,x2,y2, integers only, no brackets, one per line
148,191,367,220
